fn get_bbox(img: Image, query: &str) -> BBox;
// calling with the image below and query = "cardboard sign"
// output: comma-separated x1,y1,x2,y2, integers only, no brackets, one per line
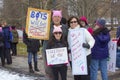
107,40,117,72
26,7,51,40
69,29,88,75
46,47,68,65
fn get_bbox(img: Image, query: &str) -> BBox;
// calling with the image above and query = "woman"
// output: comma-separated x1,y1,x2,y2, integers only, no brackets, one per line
79,16,93,34
90,19,110,80
67,16,95,80
46,27,68,80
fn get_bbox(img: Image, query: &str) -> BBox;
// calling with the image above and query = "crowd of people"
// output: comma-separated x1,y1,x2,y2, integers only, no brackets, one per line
0,9,119,80
0,21,19,67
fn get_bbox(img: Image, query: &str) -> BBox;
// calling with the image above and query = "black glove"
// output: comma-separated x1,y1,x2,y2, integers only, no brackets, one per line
82,43,90,49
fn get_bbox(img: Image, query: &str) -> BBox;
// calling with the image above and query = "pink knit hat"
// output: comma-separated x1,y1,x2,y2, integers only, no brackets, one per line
53,27,62,33
79,16,88,25
52,10,62,17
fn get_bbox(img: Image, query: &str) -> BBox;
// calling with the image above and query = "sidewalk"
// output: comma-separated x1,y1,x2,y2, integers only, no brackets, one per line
2,55,120,80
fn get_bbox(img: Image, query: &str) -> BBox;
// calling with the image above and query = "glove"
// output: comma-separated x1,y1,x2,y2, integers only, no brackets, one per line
82,43,90,49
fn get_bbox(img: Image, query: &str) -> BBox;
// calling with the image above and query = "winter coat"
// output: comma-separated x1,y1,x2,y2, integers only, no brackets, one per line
91,28,110,59
23,30,40,53
42,23,68,53
68,25,95,56
46,38,68,67
0,31,4,47
2,26,12,48
116,26,120,38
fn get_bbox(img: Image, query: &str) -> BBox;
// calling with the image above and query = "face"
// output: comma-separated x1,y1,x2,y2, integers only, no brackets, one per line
52,16,61,26
2,22,7,27
93,25,100,31
53,32,62,40
80,21,86,27
70,18,78,29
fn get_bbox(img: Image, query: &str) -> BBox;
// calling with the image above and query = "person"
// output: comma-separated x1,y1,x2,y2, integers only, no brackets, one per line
0,26,5,66
90,19,110,80
10,26,19,56
42,10,68,80
2,21,12,65
67,16,95,80
23,30,40,73
79,16,93,34
46,27,68,80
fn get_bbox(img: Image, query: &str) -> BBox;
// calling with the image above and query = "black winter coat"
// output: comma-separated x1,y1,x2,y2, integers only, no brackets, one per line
23,30,40,53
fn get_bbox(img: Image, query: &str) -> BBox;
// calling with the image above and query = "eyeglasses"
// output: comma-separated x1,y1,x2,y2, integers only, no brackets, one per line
54,32,62,35
70,21,77,24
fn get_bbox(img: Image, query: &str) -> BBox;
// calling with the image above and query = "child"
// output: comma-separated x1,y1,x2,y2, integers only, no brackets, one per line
90,19,110,80
46,27,68,80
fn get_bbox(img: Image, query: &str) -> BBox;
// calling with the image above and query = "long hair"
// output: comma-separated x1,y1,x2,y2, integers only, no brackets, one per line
48,33,68,48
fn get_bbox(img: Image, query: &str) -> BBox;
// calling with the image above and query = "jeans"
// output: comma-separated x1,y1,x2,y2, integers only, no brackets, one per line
28,52,37,64
90,58,108,80
11,43,17,56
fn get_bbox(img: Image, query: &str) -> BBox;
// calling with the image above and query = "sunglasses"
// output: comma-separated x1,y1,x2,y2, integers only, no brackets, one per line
70,21,77,24
54,32,62,35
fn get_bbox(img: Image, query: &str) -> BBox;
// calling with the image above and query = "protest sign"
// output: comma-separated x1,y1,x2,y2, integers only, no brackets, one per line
69,29,88,75
26,7,51,40
107,40,117,72
46,47,68,65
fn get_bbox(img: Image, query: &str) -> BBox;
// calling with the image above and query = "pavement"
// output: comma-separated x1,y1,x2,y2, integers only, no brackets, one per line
1,55,120,80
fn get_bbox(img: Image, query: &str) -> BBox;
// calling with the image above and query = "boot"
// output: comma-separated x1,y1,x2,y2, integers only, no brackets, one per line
34,62,39,72
29,63,34,73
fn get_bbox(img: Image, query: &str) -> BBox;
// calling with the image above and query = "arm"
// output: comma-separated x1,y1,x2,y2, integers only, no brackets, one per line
84,29,95,49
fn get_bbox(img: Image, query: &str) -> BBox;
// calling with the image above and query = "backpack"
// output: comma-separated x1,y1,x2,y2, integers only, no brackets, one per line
11,30,18,43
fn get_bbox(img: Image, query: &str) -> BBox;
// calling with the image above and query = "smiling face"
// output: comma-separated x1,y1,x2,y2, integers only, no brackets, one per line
53,32,62,40
70,18,79,29
52,16,61,26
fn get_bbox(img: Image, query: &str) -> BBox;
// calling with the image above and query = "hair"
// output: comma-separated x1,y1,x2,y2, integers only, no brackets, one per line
48,33,68,48
93,27,109,36
67,16,80,28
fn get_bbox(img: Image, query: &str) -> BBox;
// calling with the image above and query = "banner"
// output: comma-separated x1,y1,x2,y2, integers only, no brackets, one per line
46,47,68,65
26,7,51,40
69,29,87,75
107,40,117,72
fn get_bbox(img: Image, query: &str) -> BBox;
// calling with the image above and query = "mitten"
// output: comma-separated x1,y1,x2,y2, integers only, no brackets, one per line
82,43,90,49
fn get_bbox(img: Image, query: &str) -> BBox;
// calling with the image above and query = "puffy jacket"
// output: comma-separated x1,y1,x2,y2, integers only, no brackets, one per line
2,26,12,48
91,29,110,59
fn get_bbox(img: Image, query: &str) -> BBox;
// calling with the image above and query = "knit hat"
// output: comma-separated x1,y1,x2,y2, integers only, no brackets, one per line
52,10,62,18
53,27,62,33
79,16,88,25
96,19,106,27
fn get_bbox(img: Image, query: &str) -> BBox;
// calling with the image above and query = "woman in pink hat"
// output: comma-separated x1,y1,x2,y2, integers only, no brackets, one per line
79,16,93,34
46,27,68,80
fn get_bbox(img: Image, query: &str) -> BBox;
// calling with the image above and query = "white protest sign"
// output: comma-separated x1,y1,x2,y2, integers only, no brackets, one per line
69,29,87,75
107,40,117,72
46,47,68,65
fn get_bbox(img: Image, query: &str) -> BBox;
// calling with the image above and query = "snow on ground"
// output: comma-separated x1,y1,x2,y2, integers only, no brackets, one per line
0,69,37,80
